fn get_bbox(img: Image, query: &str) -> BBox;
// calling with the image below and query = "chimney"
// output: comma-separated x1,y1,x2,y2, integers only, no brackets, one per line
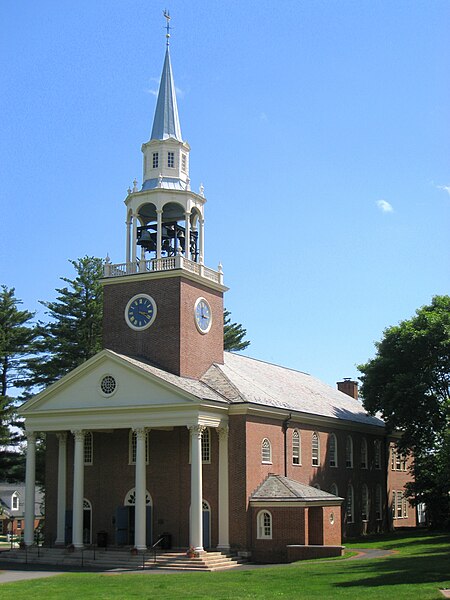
337,378,358,400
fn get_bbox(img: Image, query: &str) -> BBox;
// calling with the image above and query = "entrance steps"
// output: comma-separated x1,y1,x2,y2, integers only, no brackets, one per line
0,547,246,572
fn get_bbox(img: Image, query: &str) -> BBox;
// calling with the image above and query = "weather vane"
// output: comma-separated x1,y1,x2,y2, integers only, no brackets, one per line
163,9,171,46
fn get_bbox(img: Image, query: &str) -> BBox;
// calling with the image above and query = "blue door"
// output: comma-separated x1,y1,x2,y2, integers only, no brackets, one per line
65,510,73,545
116,506,129,545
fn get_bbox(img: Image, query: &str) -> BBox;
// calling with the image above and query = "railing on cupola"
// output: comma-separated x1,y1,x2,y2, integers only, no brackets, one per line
103,253,223,285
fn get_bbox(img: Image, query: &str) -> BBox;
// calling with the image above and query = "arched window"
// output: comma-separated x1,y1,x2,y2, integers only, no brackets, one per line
11,492,19,511
84,432,93,465
257,510,272,539
312,432,320,467
330,483,339,497
374,440,381,470
346,435,353,468
360,438,368,469
261,438,272,464
202,428,211,463
129,430,149,465
361,484,369,521
292,429,301,465
328,433,338,467
346,484,354,523
375,484,382,520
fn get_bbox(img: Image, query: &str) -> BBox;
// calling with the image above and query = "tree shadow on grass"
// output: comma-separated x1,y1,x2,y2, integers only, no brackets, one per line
334,552,450,590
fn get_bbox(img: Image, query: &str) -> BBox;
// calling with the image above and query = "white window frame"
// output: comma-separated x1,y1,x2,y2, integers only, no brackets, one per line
167,151,175,168
375,484,382,520
329,433,338,467
11,492,19,511
181,153,187,172
396,490,403,519
361,483,369,521
201,428,211,464
292,429,301,465
257,510,272,539
374,440,381,470
152,152,159,169
360,438,368,469
129,430,149,465
261,438,272,464
346,435,353,468
312,432,320,467
346,484,354,523
84,431,93,466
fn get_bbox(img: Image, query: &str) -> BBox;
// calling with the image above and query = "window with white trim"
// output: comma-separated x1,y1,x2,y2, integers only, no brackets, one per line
167,151,175,168
261,438,272,464
257,510,272,539
312,432,320,467
346,484,354,523
292,429,301,465
11,493,19,511
181,153,187,172
361,483,369,521
396,491,403,519
84,432,93,465
330,483,338,497
360,438,368,469
152,152,159,169
346,435,353,468
374,440,381,470
328,433,337,467
375,484,382,520
129,430,149,465
201,428,211,463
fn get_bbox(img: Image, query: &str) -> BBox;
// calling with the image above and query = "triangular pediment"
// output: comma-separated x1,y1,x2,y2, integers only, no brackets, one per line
22,350,202,416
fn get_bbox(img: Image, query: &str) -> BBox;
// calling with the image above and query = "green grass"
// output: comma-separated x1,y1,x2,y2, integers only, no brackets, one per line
0,530,449,599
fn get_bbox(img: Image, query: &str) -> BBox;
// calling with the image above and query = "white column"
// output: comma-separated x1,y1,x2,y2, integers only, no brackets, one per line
184,211,191,260
24,431,36,546
156,209,163,259
126,218,131,264
199,218,205,264
72,430,85,548
217,426,230,550
134,428,147,550
131,213,138,265
189,425,204,552
55,432,67,545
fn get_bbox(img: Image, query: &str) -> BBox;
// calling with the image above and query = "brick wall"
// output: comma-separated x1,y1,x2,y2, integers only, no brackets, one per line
102,274,223,378
387,442,417,528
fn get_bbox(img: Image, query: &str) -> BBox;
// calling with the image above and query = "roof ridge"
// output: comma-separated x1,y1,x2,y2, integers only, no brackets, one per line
226,351,311,378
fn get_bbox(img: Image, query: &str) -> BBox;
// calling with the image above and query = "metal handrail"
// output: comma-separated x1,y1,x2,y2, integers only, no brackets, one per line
151,536,165,565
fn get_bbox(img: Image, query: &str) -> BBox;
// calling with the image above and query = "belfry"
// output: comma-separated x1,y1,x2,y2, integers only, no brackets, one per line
15,14,416,569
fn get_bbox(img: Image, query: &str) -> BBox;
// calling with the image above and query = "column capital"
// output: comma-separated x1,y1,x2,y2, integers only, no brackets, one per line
217,425,229,440
72,430,85,443
188,424,206,439
56,432,68,443
156,208,163,214
25,431,36,444
133,427,147,441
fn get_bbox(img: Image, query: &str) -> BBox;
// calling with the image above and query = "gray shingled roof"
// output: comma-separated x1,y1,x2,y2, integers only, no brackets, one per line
113,351,228,404
0,483,44,518
202,352,384,428
251,475,343,503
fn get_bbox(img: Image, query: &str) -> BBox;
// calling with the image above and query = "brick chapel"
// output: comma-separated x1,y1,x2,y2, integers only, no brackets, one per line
20,19,416,563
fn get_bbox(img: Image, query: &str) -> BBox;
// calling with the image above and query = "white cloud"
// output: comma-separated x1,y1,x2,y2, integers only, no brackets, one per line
376,199,394,213
437,184,450,196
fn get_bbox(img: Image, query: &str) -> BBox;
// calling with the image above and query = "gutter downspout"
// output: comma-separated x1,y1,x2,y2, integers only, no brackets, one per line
282,414,292,477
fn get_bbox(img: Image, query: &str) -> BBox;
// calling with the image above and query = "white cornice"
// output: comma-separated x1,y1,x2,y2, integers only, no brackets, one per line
100,269,228,293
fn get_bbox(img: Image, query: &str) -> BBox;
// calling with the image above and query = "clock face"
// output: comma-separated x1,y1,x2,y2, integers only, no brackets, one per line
194,297,212,334
125,294,157,330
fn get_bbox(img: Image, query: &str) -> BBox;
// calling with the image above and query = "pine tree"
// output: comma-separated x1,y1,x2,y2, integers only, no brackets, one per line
26,257,104,388
0,286,36,480
223,309,250,352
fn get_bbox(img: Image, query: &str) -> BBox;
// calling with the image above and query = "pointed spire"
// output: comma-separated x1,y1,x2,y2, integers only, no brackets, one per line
150,44,182,142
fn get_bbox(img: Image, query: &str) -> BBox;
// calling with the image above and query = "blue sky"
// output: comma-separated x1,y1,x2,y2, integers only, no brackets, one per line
1,1,448,387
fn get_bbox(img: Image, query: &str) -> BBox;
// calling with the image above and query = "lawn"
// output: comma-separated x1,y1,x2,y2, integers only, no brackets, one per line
0,530,449,599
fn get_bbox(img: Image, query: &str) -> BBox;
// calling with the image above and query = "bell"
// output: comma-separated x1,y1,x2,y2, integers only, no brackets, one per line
137,230,152,246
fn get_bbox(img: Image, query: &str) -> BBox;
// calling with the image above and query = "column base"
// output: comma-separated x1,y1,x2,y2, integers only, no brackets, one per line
54,539,65,546
217,544,230,551
135,545,147,551
73,543,85,550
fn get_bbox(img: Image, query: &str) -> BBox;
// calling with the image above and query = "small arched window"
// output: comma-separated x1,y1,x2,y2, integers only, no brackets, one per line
360,438,368,469
328,433,338,467
346,484,354,523
312,432,320,467
11,492,19,511
201,428,211,463
361,483,369,521
257,510,272,539
261,438,272,464
346,435,353,468
330,483,339,497
84,432,93,465
292,429,301,465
